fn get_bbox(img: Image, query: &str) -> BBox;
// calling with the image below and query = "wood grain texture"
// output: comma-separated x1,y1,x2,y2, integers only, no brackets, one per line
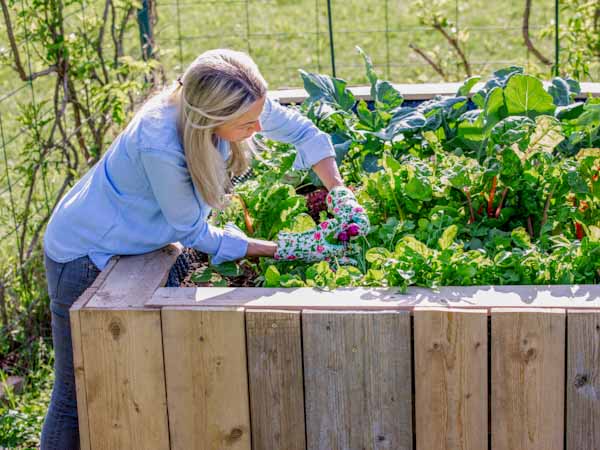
246,310,305,450
148,284,600,310
69,304,92,450
162,307,251,450
491,308,566,450
302,310,413,450
414,308,487,450
79,308,170,450
567,310,600,450
88,243,182,308
69,255,119,450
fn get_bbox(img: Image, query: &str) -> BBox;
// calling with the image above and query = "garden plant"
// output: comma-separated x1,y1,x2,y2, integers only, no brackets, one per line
207,48,600,290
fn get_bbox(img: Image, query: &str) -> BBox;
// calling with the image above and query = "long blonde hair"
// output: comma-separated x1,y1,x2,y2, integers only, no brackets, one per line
168,49,267,209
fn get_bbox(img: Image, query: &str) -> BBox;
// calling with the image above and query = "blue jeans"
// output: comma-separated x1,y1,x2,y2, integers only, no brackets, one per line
40,252,101,450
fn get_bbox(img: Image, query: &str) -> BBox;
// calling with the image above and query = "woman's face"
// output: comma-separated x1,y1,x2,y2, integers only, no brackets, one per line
214,96,266,142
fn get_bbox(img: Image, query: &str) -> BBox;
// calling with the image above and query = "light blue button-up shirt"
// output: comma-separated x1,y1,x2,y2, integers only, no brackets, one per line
43,92,335,270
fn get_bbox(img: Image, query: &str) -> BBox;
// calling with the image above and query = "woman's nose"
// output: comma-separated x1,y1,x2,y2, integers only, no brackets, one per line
253,121,262,133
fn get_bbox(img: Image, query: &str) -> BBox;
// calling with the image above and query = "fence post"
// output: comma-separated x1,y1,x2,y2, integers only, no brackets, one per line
326,0,336,78
137,0,154,60
554,0,559,76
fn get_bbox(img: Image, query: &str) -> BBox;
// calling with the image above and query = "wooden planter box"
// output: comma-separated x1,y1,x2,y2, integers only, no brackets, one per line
70,244,600,450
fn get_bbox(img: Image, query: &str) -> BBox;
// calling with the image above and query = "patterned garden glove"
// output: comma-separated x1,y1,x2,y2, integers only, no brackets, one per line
274,220,358,264
326,186,370,241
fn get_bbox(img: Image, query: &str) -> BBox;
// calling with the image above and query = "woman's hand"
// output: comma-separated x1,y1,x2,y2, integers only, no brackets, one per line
273,223,357,263
326,186,370,241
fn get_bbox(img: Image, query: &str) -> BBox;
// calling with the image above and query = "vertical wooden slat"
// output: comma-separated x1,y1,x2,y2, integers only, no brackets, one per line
567,310,600,450
302,310,412,450
162,307,251,450
414,308,487,450
79,308,170,450
70,303,92,450
491,308,565,450
246,309,305,450
70,256,119,450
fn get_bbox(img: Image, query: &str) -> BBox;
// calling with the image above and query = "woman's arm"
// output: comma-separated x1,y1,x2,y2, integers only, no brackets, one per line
259,97,337,173
311,156,344,190
246,238,277,258
244,157,343,259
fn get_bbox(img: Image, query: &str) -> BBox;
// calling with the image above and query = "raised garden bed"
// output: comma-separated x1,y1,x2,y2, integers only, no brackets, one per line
70,59,600,448
70,243,600,450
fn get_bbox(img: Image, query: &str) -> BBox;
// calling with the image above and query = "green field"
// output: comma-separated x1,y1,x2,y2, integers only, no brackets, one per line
150,0,594,88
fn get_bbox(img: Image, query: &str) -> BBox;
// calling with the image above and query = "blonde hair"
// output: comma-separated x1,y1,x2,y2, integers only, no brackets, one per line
168,49,268,209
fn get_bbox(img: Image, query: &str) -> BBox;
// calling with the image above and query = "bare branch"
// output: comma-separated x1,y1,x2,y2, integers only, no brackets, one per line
0,0,27,80
0,282,7,330
96,0,111,83
433,23,472,76
523,0,552,66
1,0,58,81
409,43,447,80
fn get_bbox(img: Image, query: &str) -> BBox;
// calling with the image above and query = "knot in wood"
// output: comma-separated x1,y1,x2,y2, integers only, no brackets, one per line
522,347,537,362
574,374,588,388
108,319,123,340
230,428,243,439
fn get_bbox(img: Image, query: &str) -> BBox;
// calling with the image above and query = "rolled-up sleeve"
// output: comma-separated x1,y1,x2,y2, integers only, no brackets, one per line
140,148,248,264
259,97,335,169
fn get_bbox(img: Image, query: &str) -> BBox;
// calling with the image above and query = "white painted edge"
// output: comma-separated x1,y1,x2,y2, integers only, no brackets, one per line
146,284,600,311
268,82,600,104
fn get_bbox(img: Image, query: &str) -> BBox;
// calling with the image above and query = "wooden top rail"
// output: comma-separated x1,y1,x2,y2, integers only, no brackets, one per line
73,241,600,314
146,284,600,312
268,82,600,104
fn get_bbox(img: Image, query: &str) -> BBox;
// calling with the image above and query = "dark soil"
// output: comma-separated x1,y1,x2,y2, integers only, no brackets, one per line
175,248,260,287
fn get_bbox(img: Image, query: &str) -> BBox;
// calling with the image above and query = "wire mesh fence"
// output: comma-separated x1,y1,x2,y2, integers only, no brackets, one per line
151,0,572,89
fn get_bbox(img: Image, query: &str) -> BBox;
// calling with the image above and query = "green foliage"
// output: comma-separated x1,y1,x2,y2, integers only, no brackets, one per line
0,338,53,449
227,50,600,290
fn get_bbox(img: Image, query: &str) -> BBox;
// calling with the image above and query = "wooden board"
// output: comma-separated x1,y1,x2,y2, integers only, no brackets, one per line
87,243,182,308
70,304,92,450
69,255,120,450
162,307,251,450
491,308,565,450
268,82,600,104
413,308,487,450
245,310,305,450
148,284,600,310
79,308,170,450
302,310,413,450
567,310,600,450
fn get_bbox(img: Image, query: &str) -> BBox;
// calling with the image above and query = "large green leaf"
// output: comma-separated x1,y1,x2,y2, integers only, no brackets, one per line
299,70,356,111
356,47,403,110
547,77,581,106
490,116,535,146
483,86,507,130
373,80,404,110
472,66,523,108
457,76,481,97
504,74,555,118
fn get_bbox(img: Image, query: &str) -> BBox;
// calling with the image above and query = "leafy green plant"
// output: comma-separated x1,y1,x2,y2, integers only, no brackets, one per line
221,49,600,290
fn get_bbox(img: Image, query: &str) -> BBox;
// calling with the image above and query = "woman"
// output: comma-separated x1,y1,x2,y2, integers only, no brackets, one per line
40,48,368,449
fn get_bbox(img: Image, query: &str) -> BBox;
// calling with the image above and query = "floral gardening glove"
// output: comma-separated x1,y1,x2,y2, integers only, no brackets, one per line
274,220,358,264
326,186,370,242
